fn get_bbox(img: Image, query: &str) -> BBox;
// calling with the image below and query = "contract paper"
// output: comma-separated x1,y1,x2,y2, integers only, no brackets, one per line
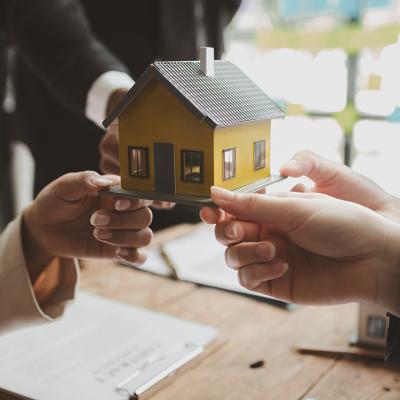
0,292,218,400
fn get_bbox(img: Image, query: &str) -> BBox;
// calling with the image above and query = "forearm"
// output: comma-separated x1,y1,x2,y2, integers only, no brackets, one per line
0,216,77,334
21,208,53,284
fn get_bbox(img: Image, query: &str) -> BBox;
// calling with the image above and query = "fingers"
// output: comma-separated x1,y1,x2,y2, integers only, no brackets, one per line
200,207,229,224
90,207,153,230
52,171,120,202
210,186,310,232
279,150,348,184
116,247,148,267
92,189,153,266
225,241,276,269
223,235,290,292
99,126,120,174
238,260,289,290
151,201,176,210
93,227,153,248
92,198,153,249
215,220,261,245
99,196,153,212
291,183,307,193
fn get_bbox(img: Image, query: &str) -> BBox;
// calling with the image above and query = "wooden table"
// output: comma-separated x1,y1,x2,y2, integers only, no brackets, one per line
80,225,400,400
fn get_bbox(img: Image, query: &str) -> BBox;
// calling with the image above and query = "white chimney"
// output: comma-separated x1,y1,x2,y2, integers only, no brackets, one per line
200,47,214,77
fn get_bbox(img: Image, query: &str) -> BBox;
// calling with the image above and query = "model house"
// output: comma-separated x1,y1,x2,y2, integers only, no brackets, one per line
104,48,284,205
353,304,387,349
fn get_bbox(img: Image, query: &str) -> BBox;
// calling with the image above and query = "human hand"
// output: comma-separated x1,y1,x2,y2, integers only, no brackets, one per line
22,172,153,283
202,187,400,315
99,120,120,175
99,88,128,175
280,151,400,223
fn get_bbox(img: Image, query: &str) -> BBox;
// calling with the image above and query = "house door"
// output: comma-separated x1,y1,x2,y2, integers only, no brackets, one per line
154,143,175,194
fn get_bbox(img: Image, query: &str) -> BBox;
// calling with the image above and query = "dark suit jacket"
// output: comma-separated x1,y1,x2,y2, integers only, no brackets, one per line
0,34,8,185
7,0,241,228
0,3,13,227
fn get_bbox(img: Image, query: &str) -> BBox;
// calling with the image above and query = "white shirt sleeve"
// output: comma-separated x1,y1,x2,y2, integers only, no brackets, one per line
85,71,134,128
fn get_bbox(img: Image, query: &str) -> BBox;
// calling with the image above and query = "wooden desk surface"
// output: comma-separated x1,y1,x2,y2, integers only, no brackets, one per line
80,226,400,400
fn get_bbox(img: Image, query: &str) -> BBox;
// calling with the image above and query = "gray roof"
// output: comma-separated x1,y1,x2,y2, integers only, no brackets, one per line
103,60,284,128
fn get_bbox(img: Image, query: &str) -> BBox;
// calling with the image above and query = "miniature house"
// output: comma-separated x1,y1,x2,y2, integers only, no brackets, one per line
353,304,387,349
104,48,284,205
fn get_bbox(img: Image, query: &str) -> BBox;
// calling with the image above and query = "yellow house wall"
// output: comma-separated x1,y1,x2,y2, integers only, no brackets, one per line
213,120,271,190
118,79,214,197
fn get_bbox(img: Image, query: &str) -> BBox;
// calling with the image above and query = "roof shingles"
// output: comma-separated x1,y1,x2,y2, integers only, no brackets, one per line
103,59,283,128
154,60,284,127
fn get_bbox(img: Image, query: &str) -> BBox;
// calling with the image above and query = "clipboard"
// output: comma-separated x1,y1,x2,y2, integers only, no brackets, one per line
0,293,220,400
115,343,203,399
134,223,294,309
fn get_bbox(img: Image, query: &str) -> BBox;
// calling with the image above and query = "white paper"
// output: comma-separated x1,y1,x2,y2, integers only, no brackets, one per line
125,248,172,277
0,292,218,400
161,224,270,299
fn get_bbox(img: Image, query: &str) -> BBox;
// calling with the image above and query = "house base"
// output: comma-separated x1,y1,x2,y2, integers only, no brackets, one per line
102,175,286,208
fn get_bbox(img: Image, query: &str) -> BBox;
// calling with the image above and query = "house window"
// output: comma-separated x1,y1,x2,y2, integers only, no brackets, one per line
182,150,203,183
223,148,236,180
128,147,149,178
367,315,387,339
254,140,266,170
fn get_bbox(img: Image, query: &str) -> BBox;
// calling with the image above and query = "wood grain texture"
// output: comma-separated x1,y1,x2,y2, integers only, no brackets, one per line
80,225,400,400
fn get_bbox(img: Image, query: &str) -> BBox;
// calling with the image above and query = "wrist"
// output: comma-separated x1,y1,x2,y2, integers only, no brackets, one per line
22,205,54,284
106,88,128,116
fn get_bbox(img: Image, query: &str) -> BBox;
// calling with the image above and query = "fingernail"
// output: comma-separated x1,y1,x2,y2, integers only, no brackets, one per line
280,159,300,171
211,186,234,202
90,176,115,187
90,213,110,226
94,228,112,240
255,243,275,259
280,263,289,274
117,248,130,257
224,222,238,239
115,199,131,211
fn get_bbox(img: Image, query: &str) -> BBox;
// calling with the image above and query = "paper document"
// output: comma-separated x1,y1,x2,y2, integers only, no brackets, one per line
139,224,290,307
0,292,218,400
162,224,269,298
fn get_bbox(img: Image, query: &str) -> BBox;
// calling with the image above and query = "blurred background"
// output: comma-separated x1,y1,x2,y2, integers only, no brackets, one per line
223,0,400,195
5,0,400,216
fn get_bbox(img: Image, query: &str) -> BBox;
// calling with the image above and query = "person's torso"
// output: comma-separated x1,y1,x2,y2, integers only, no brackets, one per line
81,0,241,78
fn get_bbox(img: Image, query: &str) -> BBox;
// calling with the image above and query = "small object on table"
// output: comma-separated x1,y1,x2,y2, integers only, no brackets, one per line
296,343,385,361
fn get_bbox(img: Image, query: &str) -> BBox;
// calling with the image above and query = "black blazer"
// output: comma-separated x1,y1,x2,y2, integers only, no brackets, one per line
7,0,240,187
1,2,9,184
7,0,241,228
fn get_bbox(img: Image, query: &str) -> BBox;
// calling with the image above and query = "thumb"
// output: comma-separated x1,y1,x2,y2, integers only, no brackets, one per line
52,171,119,202
279,150,348,185
210,186,309,232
